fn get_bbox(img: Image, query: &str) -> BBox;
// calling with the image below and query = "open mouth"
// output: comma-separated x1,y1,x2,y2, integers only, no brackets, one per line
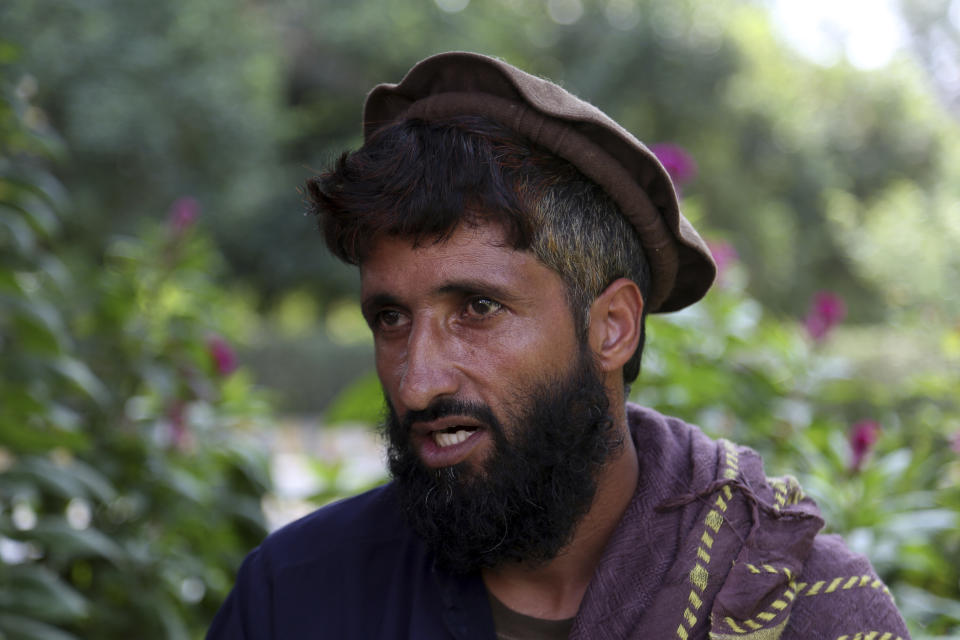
412,417,488,468
432,425,479,448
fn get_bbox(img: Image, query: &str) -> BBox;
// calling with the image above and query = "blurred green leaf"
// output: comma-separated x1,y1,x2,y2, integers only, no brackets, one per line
0,614,79,640
15,193,59,237
6,457,92,501
884,509,958,539
0,416,88,454
0,565,88,623
895,584,960,626
49,357,109,407
323,370,384,426
28,520,126,565
0,203,36,253
8,456,117,503
9,297,67,354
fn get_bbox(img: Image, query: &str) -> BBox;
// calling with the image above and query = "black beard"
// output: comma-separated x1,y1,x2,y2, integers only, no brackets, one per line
382,352,622,574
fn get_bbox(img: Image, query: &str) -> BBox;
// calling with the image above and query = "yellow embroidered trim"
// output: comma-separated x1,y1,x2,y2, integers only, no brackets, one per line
720,582,796,634
722,442,740,481
794,575,894,603
709,617,789,640
720,574,896,637
835,633,904,640
676,441,740,640
744,563,794,580
713,474,804,639
766,475,803,512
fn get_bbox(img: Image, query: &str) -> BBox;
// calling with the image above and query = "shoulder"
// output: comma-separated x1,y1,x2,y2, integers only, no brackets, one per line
625,404,910,638
207,483,434,639
625,402,701,437
625,402,746,491
710,532,910,640
625,402,736,462
783,534,910,639
248,484,419,578
625,402,722,462
255,482,410,572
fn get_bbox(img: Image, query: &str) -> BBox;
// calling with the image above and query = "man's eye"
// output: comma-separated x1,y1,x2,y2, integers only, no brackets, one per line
375,309,407,328
465,297,502,318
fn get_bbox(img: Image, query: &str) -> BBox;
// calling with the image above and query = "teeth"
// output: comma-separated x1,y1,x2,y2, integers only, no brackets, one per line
433,429,473,448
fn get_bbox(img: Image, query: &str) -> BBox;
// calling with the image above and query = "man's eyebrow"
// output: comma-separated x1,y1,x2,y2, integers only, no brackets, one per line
360,293,402,319
361,279,524,316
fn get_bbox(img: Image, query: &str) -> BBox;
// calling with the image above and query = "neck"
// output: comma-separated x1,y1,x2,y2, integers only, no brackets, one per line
481,401,638,620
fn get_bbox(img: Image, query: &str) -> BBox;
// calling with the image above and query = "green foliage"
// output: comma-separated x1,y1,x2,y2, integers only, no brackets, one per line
826,174,960,318
0,0,332,304
242,295,374,414
1,70,271,638
323,371,384,427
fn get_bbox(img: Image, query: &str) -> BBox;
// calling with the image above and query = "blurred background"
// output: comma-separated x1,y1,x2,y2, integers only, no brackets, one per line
1,0,959,637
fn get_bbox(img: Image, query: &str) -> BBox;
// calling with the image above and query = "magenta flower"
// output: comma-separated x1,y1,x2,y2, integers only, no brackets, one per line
804,291,847,341
169,196,200,234
650,143,697,190
206,335,238,376
849,420,880,472
707,241,739,281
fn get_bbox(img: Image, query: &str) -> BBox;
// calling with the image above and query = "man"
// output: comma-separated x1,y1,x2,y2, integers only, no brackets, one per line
209,52,909,639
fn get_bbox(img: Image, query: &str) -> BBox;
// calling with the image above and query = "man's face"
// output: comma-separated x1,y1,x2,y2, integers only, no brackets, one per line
360,222,584,471
360,222,621,572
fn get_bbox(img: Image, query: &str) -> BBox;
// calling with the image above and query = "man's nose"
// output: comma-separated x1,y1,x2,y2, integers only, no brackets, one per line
397,317,459,412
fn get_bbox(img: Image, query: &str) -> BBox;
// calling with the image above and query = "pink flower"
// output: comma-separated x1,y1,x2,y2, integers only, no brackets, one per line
707,241,739,281
650,143,697,190
206,335,238,376
951,431,960,455
804,291,847,341
169,197,200,234
849,420,880,471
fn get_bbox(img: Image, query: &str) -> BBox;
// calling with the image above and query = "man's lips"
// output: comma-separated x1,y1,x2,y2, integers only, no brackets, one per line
409,416,489,468
409,415,487,438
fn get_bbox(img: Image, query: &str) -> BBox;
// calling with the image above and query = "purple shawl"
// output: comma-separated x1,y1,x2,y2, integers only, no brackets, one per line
569,405,910,640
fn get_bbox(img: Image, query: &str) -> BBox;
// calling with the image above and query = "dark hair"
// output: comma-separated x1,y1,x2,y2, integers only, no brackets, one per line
306,116,651,384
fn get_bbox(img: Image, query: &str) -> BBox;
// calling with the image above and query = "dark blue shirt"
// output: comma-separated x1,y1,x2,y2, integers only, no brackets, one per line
207,483,496,639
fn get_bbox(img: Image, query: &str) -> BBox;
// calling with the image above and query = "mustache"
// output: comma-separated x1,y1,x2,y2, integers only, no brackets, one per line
394,397,503,437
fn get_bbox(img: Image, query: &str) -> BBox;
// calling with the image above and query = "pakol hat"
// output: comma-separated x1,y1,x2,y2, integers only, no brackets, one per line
363,51,716,313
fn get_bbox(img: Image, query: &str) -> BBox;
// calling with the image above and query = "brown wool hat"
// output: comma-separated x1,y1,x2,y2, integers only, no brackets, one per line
363,51,716,313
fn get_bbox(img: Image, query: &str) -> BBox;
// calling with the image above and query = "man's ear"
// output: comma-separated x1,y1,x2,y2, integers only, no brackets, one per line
587,278,644,373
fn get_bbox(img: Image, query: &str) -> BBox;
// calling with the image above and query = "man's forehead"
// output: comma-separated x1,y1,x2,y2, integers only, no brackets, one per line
360,223,517,267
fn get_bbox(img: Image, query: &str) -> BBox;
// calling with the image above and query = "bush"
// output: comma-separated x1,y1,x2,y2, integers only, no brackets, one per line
1,68,271,639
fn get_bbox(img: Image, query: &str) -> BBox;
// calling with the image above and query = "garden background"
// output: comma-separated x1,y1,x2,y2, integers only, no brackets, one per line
2,0,959,637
